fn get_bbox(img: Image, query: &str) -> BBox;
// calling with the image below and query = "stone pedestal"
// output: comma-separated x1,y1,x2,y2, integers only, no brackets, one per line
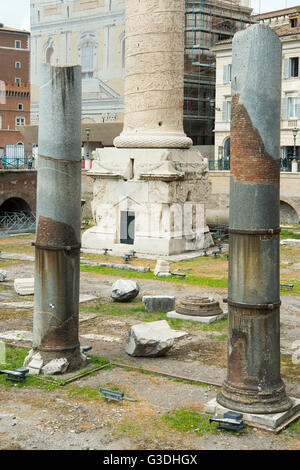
81,148,212,256
167,295,225,324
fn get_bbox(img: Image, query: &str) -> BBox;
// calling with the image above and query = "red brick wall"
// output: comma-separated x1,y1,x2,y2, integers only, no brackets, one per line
0,29,30,152
0,170,37,213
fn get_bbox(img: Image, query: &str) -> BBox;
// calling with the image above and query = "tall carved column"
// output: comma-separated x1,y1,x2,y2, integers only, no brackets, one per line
114,0,192,149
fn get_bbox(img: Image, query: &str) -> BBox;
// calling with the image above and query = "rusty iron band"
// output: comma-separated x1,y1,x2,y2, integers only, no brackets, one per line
228,228,281,235
224,298,281,310
38,342,80,352
32,242,81,252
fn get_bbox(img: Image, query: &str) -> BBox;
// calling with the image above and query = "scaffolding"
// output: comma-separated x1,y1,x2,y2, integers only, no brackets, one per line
184,0,254,145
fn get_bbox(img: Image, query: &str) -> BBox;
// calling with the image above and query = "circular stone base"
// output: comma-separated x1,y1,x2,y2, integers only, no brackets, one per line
176,296,223,317
217,384,293,415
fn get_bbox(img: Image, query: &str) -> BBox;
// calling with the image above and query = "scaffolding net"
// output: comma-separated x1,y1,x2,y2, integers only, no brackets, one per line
184,0,253,145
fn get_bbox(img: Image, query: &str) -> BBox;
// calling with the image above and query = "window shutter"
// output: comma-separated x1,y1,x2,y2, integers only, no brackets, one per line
296,97,300,118
223,65,229,84
282,98,288,120
283,58,290,79
222,102,227,122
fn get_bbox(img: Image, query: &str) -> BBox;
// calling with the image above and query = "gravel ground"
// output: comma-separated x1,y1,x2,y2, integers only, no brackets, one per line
0,257,299,451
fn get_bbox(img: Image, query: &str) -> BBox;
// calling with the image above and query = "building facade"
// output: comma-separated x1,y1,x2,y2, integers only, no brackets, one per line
213,6,300,170
30,0,125,131
0,24,30,157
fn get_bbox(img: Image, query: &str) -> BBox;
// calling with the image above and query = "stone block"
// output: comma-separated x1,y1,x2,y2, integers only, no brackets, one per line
154,259,170,276
167,310,227,324
26,352,43,375
14,278,34,296
111,279,140,302
125,320,183,357
0,270,7,282
142,295,175,312
41,358,69,375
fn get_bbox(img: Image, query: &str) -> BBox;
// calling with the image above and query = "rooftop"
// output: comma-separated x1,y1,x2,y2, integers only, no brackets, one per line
0,24,30,35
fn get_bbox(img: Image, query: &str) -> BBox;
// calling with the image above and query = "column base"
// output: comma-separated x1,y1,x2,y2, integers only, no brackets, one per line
205,397,300,432
217,381,293,414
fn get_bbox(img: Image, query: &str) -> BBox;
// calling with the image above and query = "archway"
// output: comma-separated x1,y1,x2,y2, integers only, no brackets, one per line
280,201,300,224
0,198,35,234
0,197,31,215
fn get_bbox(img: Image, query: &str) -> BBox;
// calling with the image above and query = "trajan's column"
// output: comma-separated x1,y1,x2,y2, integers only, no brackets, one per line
114,0,192,149
82,0,212,256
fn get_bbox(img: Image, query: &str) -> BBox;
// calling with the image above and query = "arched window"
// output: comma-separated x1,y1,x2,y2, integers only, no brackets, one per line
46,46,54,65
44,38,55,65
78,33,97,80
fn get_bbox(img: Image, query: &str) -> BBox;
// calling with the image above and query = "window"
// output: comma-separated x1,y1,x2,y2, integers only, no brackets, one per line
82,46,94,72
15,77,21,86
15,117,26,126
18,103,23,111
15,61,21,69
78,32,97,80
284,57,300,78
0,115,2,130
282,97,300,119
290,18,298,28
222,101,231,122
288,97,300,119
223,64,232,84
15,40,21,49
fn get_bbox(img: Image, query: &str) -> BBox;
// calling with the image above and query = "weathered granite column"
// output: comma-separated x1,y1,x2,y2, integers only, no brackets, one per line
217,25,292,413
114,0,192,149
31,65,87,372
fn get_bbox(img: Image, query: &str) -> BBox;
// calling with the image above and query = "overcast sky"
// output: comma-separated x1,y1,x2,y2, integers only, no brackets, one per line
0,0,300,31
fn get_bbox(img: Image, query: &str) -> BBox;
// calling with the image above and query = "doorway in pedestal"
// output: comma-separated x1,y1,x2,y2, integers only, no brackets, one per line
120,211,135,245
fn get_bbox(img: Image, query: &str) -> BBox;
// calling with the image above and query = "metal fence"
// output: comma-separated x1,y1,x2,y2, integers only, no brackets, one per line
0,155,35,170
0,211,36,236
208,159,300,172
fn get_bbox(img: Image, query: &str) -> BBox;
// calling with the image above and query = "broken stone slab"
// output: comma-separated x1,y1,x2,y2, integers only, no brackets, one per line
142,295,175,312
0,330,33,342
0,302,34,309
125,320,186,357
24,351,43,375
0,270,7,282
111,279,140,302
41,358,69,375
154,259,171,276
14,278,34,296
0,252,35,262
80,333,122,343
167,310,227,324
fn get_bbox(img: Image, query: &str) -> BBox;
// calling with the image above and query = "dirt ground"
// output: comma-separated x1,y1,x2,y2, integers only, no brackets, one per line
0,234,299,451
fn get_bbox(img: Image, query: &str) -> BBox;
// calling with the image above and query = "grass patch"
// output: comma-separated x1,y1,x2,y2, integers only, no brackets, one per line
80,263,228,289
286,417,300,439
207,333,228,341
117,421,143,437
81,300,228,332
162,407,219,435
281,230,300,240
